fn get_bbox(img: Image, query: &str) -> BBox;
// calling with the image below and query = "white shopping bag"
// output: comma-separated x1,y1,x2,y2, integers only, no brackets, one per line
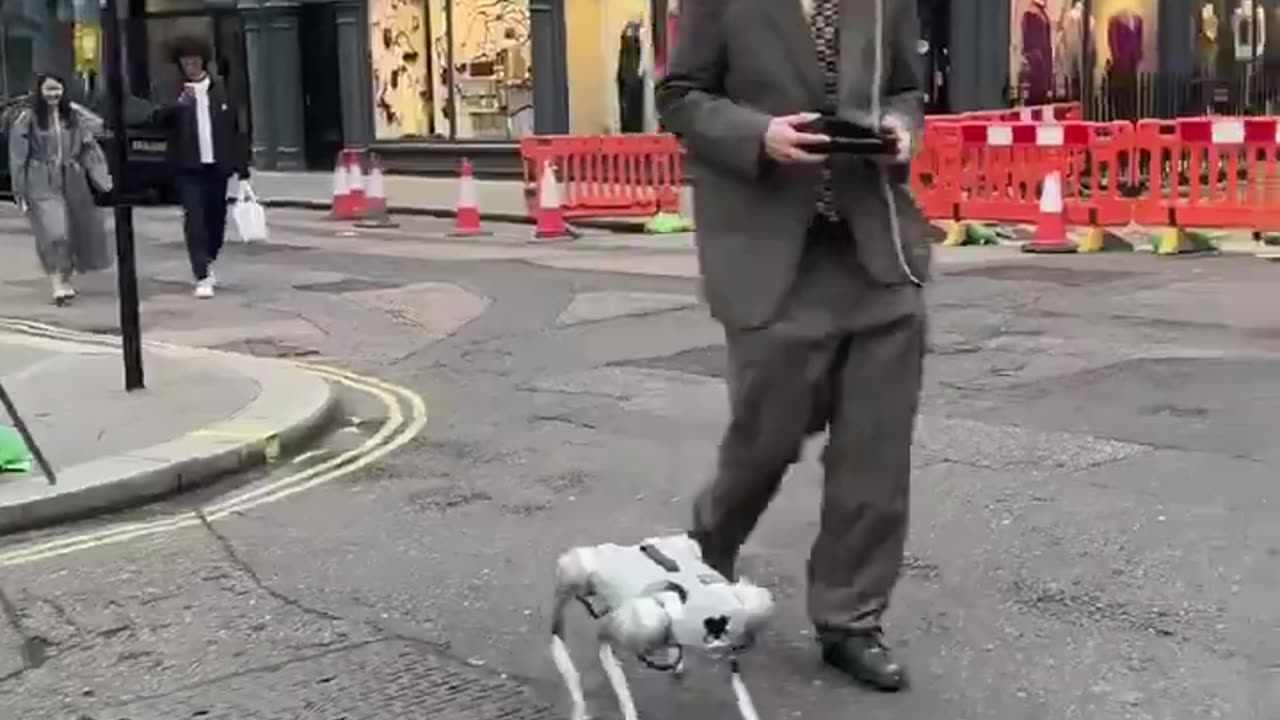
232,181,269,243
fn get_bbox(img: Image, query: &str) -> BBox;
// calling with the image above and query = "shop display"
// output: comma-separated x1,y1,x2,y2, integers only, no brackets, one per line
429,0,532,140
617,20,645,132
370,0,432,139
1020,0,1055,102
1200,1,1221,74
1107,8,1144,75
1056,0,1094,89
1233,0,1265,60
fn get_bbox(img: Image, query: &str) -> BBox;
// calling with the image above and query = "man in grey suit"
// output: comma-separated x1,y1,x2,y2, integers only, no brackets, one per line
656,0,931,692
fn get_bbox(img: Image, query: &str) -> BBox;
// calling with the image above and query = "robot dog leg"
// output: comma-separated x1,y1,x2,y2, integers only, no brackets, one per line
548,534,775,720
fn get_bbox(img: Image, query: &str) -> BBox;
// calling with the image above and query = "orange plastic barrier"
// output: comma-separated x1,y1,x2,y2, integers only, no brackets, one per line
1131,117,1280,232
519,134,683,219
913,121,1134,227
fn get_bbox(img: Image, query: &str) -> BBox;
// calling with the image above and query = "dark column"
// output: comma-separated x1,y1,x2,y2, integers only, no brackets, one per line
242,3,275,168
335,0,373,147
1157,0,1195,116
948,0,1010,111
240,0,305,170
529,0,569,133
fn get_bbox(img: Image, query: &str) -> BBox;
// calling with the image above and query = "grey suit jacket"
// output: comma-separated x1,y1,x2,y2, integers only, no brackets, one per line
656,0,933,330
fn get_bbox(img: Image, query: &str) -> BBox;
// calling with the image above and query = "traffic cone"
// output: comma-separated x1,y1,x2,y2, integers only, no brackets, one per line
346,150,367,219
533,160,577,241
448,158,490,237
329,150,352,220
355,153,398,229
1021,171,1076,254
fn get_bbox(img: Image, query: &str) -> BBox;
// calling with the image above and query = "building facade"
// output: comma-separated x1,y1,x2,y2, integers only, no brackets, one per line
8,0,1267,176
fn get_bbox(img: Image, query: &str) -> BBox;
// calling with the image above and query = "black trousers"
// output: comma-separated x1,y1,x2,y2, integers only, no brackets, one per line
177,165,230,281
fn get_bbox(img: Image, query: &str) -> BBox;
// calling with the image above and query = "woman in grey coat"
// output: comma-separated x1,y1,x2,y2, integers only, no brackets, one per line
7,73,114,305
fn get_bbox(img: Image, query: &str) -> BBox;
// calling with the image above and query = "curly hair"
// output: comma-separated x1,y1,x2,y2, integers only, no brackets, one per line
168,34,213,66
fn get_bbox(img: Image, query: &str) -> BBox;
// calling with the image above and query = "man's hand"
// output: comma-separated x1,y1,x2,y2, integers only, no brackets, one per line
764,113,829,165
880,114,914,164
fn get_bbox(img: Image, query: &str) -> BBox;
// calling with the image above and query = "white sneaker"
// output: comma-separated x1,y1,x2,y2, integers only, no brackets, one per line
207,267,218,288
50,274,75,304
194,278,215,299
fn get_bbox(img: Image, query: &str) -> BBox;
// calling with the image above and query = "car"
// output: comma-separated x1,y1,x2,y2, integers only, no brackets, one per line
0,91,175,205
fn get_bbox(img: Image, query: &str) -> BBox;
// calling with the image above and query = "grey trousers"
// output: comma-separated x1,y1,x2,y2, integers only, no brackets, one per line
692,217,926,637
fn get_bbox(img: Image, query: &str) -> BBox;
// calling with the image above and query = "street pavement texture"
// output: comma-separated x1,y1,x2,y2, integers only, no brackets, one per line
0,205,1278,720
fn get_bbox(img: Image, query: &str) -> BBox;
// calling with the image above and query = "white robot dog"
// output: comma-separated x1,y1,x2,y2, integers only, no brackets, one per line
549,533,775,720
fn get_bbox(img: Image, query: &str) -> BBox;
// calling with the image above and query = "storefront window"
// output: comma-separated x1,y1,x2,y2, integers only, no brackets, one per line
435,0,533,140
563,0,658,135
368,0,534,141
370,0,436,139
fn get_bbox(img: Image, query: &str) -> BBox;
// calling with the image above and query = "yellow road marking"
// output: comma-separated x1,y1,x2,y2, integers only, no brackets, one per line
189,429,278,438
291,449,327,465
0,320,429,568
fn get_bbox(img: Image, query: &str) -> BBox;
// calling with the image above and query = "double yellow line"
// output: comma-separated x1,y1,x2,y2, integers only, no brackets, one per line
0,318,428,568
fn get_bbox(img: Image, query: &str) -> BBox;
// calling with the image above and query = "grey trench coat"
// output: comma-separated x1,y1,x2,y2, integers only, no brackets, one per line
7,104,114,276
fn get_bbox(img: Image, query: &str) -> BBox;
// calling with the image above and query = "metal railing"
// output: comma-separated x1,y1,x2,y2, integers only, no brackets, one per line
1008,65,1280,120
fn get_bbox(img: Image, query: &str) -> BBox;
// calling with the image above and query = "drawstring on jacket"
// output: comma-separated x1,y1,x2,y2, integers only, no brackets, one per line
870,0,924,287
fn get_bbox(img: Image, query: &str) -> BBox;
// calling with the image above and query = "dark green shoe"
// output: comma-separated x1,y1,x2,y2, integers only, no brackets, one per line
821,632,909,692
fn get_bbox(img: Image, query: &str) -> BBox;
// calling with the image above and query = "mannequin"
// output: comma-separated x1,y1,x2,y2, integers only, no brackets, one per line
1020,0,1053,103
1056,1,1094,94
617,20,645,133
1200,1,1220,74
1234,0,1266,61
639,18,657,132
1107,8,1144,76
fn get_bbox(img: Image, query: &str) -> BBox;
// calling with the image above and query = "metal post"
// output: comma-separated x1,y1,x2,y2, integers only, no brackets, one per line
445,0,457,141
1080,0,1093,119
100,0,145,391
0,380,58,486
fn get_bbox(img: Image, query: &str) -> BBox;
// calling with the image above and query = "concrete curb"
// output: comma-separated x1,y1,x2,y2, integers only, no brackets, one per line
0,342,338,535
258,197,652,233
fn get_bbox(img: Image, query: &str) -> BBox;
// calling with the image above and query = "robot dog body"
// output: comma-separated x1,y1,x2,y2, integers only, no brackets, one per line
549,533,773,720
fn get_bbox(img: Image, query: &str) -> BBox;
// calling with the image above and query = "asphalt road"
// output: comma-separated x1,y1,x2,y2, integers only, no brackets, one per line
0,207,1278,720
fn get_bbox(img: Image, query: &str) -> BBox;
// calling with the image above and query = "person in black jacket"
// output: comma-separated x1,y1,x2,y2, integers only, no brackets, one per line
153,35,250,299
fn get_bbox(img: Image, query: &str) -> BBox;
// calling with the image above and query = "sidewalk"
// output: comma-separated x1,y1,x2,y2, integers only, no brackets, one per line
250,170,695,230
0,328,336,534
248,171,1280,259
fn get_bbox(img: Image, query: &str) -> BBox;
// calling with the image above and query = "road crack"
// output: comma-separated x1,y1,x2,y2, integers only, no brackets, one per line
195,512,344,624
0,587,52,683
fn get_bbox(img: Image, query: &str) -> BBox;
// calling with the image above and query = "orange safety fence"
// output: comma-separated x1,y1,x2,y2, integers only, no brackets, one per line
518,134,683,219
513,107,1280,237
1130,117,1280,233
913,120,1133,227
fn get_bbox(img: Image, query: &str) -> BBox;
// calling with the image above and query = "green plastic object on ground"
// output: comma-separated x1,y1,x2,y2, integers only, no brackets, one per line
964,223,1001,246
644,212,693,234
1148,229,1218,254
0,425,34,473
